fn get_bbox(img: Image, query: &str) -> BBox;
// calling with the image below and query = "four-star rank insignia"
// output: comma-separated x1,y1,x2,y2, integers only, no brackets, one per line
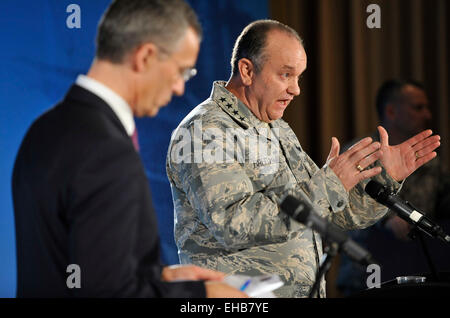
217,95,248,124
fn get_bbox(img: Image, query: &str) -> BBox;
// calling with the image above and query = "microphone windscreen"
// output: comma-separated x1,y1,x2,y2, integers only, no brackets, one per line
365,180,386,201
280,195,309,223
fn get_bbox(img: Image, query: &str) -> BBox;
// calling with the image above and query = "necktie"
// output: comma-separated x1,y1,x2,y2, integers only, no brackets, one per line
131,128,140,152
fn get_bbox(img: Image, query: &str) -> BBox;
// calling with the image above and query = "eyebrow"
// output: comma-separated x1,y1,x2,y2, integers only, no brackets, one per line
281,65,307,75
281,65,295,71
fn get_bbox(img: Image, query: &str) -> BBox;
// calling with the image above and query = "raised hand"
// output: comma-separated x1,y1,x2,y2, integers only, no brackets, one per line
377,126,440,181
326,137,383,191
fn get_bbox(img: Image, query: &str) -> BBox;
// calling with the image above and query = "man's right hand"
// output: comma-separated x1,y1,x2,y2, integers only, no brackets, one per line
326,137,383,191
205,281,249,298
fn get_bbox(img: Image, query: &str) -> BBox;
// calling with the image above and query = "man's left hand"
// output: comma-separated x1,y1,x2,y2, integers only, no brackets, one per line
378,126,441,181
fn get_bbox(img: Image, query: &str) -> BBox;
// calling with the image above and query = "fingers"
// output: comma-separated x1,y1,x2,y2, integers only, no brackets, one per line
416,135,441,149
331,156,382,191
327,137,340,164
190,266,226,281
355,148,383,170
412,135,441,152
414,151,437,168
342,137,381,171
348,141,381,163
414,141,440,158
162,265,226,282
330,137,384,191
326,137,341,167
377,126,389,147
332,137,340,157
205,281,248,298
345,137,373,156
410,133,440,164
337,164,382,192
404,129,433,147
358,166,382,181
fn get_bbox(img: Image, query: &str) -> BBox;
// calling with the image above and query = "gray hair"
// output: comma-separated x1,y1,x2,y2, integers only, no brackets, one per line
96,0,202,63
230,19,303,77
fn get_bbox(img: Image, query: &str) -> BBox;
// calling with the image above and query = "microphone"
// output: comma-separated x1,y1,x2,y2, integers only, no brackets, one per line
365,180,450,243
280,194,375,266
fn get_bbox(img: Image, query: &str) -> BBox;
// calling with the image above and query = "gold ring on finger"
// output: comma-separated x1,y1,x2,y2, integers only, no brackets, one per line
415,151,420,159
356,164,364,172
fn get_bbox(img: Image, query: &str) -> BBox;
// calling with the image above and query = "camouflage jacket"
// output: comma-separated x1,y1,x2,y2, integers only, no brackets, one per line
166,81,401,297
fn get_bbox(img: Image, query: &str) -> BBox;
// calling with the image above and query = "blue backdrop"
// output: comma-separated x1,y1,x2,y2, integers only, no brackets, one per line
0,0,268,297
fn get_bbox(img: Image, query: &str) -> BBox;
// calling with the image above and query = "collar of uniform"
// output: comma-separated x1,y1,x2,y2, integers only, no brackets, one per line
268,117,295,145
211,81,271,130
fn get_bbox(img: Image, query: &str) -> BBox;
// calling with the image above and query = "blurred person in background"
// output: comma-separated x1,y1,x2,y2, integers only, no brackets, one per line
337,79,450,296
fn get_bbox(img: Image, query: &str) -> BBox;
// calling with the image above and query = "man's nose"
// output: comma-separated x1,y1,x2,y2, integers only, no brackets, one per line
173,77,185,96
288,79,300,96
424,107,432,120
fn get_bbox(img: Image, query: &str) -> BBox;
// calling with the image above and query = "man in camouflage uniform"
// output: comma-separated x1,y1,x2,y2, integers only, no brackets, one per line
166,21,441,297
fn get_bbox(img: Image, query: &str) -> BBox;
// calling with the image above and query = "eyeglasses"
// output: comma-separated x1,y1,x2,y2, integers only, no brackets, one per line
182,68,197,82
156,45,197,83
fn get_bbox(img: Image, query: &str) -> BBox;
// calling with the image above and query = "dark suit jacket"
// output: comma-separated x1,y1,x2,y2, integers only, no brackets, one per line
12,85,206,297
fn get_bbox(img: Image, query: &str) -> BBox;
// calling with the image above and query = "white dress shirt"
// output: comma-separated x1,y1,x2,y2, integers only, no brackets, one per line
75,74,135,136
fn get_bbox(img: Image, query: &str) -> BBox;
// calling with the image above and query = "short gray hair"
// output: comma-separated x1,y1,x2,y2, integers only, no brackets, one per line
96,0,202,63
230,19,303,77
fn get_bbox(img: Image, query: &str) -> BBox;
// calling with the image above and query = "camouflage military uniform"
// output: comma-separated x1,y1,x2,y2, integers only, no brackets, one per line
166,81,401,298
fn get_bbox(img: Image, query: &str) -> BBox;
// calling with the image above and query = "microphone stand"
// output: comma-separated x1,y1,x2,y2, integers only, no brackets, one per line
406,201,440,282
408,227,440,282
308,242,338,298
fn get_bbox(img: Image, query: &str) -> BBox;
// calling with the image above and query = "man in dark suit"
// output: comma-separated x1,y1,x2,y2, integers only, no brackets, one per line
12,0,245,298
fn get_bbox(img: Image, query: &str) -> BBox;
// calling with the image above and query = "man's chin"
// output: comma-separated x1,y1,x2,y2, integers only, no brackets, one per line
148,107,160,117
142,100,171,117
148,102,168,117
268,111,284,122
150,100,171,116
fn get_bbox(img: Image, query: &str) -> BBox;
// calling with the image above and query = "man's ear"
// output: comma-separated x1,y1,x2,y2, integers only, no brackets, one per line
238,58,255,86
385,104,396,121
132,42,158,73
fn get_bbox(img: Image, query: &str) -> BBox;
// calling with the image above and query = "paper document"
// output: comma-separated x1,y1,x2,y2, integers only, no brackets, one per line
224,274,284,298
